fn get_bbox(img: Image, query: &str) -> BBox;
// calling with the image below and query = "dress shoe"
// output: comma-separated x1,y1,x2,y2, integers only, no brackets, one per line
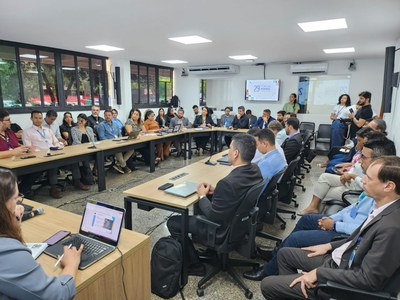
257,246,274,261
74,182,90,191
188,262,206,276
243,266,267,281
49,187,63,199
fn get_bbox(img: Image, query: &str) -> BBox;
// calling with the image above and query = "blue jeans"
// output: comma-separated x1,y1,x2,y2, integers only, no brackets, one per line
331,120,347,148
262,214,344,276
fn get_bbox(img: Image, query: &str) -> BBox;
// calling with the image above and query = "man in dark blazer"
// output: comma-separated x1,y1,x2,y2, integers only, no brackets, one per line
225,106,249,147
167,133,263,275
261,155,400,300
281,117,302,163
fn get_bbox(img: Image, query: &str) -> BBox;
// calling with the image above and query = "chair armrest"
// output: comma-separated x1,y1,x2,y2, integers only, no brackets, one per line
342,190,363,206
194,215,221,248
315,281,395,300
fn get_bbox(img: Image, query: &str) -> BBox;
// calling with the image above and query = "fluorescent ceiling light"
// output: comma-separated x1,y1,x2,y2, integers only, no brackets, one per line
168,35,212,45
323,47,355,54
229,55,258,60
20,54,48,59
85,45,124,52
298,18,347,32
161,60,188,64
62,67,75,71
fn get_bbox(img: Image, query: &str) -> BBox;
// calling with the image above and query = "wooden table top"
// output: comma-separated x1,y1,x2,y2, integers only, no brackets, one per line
123,150,231,209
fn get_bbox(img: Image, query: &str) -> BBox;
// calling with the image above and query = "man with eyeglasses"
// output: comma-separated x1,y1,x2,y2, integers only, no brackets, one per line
298,138,396,215
0,109,41,198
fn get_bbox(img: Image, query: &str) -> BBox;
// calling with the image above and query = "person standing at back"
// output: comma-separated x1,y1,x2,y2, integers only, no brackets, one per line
282,93,299,115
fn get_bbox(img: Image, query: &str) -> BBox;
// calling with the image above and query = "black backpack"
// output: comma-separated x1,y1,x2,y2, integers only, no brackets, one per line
151,237,182,299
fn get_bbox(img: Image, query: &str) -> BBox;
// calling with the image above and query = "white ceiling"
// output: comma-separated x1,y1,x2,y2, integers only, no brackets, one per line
1,0,400,67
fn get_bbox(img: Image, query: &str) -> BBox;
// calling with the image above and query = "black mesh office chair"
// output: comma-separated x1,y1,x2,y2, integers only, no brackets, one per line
256,169,286,243
315,267,400,300
300,122,315,137
276,157,300,229
194,179,265,299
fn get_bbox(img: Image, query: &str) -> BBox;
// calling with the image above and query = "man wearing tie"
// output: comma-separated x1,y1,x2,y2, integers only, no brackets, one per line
261,156,400,299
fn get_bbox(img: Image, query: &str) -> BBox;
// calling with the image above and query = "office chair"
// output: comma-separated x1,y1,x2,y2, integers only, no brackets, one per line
256,169,286,244
315,124,332,154
301,129,315,173
300,122,315,137
321,190,363,215
194,179,265,299
276,157,301,229
314,267,400,300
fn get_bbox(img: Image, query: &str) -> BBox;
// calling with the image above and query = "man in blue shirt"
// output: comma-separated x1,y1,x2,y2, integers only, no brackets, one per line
97,109,134,174
243,192,374,281
254,128,287,184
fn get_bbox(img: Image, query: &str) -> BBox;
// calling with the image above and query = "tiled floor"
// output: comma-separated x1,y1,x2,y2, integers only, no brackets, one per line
30,151,327,300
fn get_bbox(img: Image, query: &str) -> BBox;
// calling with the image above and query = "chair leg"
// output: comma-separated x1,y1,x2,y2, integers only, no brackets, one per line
197,265,221,289
229,258,259,268
256,231,282,243
276,214,287,229
226,265,253,299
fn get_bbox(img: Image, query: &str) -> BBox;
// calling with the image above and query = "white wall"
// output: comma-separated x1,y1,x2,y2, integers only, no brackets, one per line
175,58,385,128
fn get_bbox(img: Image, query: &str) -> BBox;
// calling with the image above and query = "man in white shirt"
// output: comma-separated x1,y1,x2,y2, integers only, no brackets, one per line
261,156,400,300
42,110,67,146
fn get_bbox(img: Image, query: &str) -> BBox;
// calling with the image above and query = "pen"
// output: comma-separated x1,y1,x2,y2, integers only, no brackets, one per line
54,244,72,268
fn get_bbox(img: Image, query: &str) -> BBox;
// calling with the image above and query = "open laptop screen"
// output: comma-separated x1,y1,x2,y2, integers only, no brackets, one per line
79,201,125,246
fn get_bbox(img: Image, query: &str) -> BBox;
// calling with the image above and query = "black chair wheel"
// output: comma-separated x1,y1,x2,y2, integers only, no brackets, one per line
280,223,286,230
302,187,306,192
291,214,296,220
294,203,299,207
301,175,305,179
197,288,204,297
293,194,297,199
245,290,253,299
306,170,310,173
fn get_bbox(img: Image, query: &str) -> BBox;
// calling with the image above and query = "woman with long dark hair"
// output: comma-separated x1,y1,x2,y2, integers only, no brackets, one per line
60,112,75,145
0,169,83,299
193,106,215,155
330,94,352,147
282,93,299,115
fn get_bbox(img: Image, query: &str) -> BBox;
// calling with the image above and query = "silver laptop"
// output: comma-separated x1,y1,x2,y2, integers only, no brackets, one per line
165,181,197,198
172,124,181,133
45,201,125,269
127,130,140,140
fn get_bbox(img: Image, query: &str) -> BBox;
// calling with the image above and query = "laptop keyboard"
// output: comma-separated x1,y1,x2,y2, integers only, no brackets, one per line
63,236,109,256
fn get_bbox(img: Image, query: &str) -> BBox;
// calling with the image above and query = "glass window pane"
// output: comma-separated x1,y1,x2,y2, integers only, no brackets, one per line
92,58,106,106
0,45,21,108
139,66,148,104
19,48,41,107
159,82,166,104
158,68,170,104
39,51,58,107
148,67,156,104
77,57,91,106
131,64,139,104
61,54,78,106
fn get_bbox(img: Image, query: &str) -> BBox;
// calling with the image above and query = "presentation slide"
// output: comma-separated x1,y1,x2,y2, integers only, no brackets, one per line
245,79,280,101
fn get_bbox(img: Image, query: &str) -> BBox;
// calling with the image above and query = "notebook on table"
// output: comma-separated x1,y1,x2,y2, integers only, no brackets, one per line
164,181,198,198
45,201,125,269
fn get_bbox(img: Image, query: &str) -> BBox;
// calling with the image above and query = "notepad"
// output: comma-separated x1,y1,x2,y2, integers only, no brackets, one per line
26,242,48,260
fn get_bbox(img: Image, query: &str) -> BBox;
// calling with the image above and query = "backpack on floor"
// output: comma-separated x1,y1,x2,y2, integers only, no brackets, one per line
151,236,182,299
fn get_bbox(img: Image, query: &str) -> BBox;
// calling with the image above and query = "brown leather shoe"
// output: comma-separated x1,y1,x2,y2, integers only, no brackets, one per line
49,186,63,199
74,182,90,191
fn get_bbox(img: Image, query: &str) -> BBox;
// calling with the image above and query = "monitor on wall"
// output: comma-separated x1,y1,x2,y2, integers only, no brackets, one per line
245,79,280,101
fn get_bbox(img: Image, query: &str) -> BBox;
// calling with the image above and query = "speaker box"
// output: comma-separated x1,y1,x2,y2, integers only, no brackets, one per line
381,46,395,113
115,66,122,105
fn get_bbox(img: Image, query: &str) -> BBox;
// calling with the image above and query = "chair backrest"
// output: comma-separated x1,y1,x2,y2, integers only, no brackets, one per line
278,156,300,204
317,124,332,139
216,179,265,253
257,168,286,224
300,122,315,134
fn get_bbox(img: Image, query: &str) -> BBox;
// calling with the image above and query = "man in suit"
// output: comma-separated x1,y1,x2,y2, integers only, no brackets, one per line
254,109,276,129
261,155,400,300
281,117,302,163
167,133,263,275
225,106,249,147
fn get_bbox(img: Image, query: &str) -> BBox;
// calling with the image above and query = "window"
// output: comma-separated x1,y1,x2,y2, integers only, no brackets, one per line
130,61,173,107
0,40,108,112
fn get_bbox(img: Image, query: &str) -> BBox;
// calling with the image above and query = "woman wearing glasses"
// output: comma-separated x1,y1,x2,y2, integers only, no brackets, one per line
0,169,83,299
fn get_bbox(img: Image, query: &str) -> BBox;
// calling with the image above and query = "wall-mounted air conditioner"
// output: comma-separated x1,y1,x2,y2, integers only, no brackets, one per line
188,64,240,75
290,63,328,74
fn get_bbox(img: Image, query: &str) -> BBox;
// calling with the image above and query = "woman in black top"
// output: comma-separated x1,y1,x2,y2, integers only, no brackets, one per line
193,106,215,154
59,112,75,145
155,108,168,129
166,107,176,127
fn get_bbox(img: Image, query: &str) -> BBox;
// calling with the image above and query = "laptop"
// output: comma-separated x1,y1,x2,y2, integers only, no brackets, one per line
217,155,231,165
172,124,181,133
164,181,197,198
45,201,125,269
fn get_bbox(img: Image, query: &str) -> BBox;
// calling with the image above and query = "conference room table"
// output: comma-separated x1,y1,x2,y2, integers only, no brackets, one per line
123,150,231,287
22,199,151,300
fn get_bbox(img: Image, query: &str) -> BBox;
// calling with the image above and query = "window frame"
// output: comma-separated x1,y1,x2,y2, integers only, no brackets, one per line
0,40,109,113
130,61,173,108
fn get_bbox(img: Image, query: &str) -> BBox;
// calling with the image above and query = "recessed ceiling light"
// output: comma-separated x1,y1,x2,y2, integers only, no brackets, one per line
20,54,48,59
229,55,258,60
85,45,124,52
298,18,347,32
161,60,188,64
323,47,355,54
168,35,212,45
